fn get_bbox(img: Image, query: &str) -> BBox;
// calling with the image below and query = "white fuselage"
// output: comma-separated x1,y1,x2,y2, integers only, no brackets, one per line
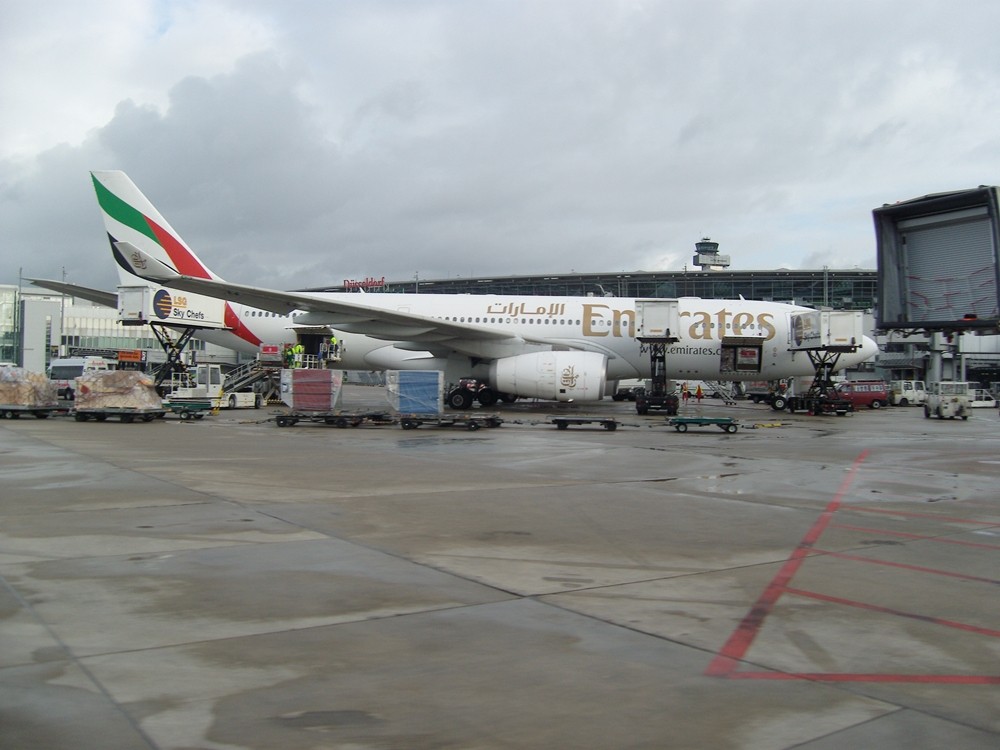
195,293,875,384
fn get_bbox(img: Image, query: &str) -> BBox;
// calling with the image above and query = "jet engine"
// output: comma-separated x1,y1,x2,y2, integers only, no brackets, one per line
489,351,608,402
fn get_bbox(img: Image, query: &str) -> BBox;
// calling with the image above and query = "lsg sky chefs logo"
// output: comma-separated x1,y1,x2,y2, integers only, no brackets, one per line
153,289,206,321
153,289,173,319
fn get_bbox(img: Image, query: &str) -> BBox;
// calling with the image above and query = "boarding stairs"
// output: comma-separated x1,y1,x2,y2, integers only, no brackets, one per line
703,381,738,405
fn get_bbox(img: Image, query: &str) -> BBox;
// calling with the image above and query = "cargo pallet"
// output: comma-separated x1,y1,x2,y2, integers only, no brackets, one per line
73,407,167,423
668,416,740,433
550,416,619,431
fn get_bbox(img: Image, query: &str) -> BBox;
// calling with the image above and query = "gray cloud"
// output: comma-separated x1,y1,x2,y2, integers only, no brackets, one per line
4,1,1000,293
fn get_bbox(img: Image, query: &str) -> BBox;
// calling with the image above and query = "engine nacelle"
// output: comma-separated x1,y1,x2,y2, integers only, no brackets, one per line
489,351,607,402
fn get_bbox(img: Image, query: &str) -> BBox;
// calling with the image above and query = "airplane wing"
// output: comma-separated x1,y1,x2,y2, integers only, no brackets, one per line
27,279,118,308
113,242,560,359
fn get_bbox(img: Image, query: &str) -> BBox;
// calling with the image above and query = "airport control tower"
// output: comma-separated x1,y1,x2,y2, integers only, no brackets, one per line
692,238,731,271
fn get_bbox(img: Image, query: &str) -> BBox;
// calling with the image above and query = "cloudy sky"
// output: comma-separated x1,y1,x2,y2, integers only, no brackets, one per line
3,0,1000,293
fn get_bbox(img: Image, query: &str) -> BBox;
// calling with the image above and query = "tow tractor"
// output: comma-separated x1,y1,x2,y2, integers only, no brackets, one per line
445,378,517,409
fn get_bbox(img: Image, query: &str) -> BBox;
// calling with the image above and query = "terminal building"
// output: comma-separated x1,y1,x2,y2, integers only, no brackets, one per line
2,238,998,387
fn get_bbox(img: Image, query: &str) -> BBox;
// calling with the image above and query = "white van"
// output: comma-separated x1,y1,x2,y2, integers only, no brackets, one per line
888,380,926,406
48,357,114,399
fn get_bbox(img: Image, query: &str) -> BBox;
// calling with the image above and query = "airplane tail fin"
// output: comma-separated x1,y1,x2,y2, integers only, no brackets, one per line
91,171,222,288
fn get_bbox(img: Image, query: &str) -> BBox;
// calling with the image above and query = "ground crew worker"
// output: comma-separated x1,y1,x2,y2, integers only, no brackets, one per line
330,335,339,359
681,382,690,404
695,384,704,403
292,342,304,367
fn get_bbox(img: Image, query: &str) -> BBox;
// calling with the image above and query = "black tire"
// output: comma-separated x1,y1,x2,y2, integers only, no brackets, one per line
556,421,569,430
477,388,498,407
675,423,688,432
871,400,882,409
254,394,262,409
724,424,737,433
924,405,931,418
771,396,787,411
604,421,617,431
898,398,909,406
229,395,237,409
447,389,473,410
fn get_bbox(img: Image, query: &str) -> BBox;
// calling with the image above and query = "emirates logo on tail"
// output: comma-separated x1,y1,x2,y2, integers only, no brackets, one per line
130,250,148,271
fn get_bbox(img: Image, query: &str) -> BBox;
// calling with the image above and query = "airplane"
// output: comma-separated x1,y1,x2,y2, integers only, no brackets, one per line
57,170,880,407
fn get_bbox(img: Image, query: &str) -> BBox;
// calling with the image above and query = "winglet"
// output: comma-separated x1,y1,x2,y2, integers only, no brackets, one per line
113,241,181,282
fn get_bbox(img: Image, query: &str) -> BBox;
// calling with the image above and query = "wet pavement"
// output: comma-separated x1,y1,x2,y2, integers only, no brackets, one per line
2,387,999,749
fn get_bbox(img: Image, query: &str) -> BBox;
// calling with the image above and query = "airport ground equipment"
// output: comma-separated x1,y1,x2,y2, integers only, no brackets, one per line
162,399,213,420
71,370,166,423
550,416,619,431
274,410,395,428
0,367,61,418
0,405,61,419
168,363,262,409
924,381,972,420
635,301,681,415
668,416,740,433
399,413,503,430
388,370,502,429
768,310,863,416
73,406,166,423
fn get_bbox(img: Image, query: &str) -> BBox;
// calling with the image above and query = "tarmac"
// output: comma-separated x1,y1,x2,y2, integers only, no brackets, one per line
2,386,999,750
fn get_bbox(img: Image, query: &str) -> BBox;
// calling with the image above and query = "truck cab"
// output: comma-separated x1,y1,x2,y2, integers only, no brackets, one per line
924,382,971,420
889,380,926,406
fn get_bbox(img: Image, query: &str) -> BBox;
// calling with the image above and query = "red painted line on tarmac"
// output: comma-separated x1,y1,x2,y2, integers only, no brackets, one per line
830,523,1000,551
784,587,1000,639
847,506,1000,526
724,672,1000,684
703,450,869,677
811,548,1000,586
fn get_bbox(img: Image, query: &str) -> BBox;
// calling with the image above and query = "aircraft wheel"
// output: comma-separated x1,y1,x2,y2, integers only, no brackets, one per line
447,389,473,410
477,388,498,407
